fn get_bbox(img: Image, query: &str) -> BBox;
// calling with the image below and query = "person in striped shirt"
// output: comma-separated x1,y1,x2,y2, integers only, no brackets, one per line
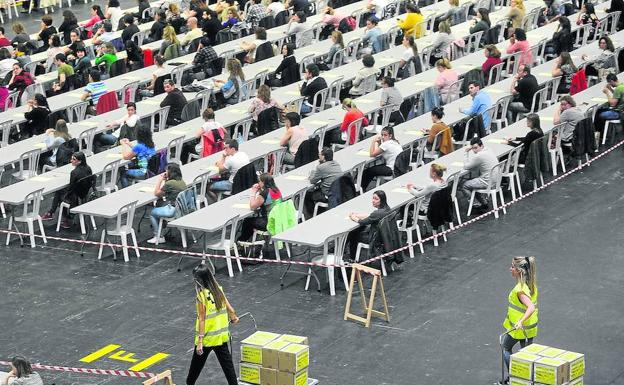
81,69,108,115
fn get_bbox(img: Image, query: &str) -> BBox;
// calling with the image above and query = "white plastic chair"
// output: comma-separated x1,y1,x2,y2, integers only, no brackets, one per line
171,64,187,88
345,38,361,63
4,91,19,111
166,136,185,165
12,148,40,181
465,31,484,54
6,188,47,248
397,197,425,258
333,117,365,151
0,120,13,148
207,215,243,277
491,94,513,132
548,123,566,176
56,175,97,232
78,126,96,157
155,188,197,246
233,116,254,142
326,76,343,107
121,81,140,104
501,144,523,201
305,231,350,296
150,105,170,132
602,120,620,146
98,200,140,262
67,101,89,123
95,159,121,195
310,88,329,114
446,171,463,226
466,160,507,219
364,105,393,135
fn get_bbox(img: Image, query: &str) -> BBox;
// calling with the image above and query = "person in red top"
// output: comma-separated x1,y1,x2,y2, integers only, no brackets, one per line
0,27,11,47
482,45,503,83
329,98,369,146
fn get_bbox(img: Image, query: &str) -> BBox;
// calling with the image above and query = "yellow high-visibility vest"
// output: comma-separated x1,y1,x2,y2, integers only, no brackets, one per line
503,282,539,340
195,288,230,347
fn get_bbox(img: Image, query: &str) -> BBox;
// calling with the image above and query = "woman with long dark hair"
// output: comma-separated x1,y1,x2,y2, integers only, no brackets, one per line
23,93,50,137
549,16,573,56
576,2,599,40
501,256,538,381
124,40,144,70
360,126,402,191
506,113,543,164
186,264,239,385
147,163,187,244
119,125,156,187
552,51,577,94
1,356,43,385
237,173,283,243
59,10,79,44
270,43,300,87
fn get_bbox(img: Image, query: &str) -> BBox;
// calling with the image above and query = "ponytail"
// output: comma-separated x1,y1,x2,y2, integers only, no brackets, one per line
513,256,537,296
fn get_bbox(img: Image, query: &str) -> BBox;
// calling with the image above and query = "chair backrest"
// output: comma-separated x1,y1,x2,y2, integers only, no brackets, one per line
220,215,241,246
96,91,120,115
344,117,366,146
398,197,424,232
164,43,182,60
598,11,621,36
181,98,202,122
549,122,566,152
503,143,523,175
299,54,314,79
330,48,346,69
196,88,214,113
493,94,513,125
543,76,562,105
166,136,185,164
345,38,361,62
494,18,508,43
529,87,550,113
253,70,269,95
446,171,462,200
99,159,122,193
78,126,97,156
445,78,463,104
122,81,140,104
573,23,591,47
380,61,400,79
419,45,434,71
4,91,19,111
502,52,522,78
171,64,186,88
153,74,172,96
311,88,329,113
109,60,127,78
67,101,89,123
17,148,41,179
360,73,379,94
487,62,505,85
326,76,344,107
233,116,254,141
285,96,306,115
239,79,255,103
21,188,45,219
174,187,197,218
0,120,13,148
131,30,147,46
486,160,506,190
151,106,170,132
311,125,329,153
192,170,212,209
466,31,484,54
115,200,138,231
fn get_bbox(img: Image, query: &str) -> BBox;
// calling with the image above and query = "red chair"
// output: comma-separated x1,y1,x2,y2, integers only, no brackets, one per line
143,49,154,67
95,91,120,115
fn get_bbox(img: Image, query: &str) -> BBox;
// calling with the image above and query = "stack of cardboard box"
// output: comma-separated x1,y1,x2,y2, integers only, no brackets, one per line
509,344,585,385
239,331,310,385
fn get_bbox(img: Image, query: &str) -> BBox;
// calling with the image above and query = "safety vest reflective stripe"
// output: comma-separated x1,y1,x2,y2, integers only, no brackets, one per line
508,302,538,314
204,326,230,337
205,309,227,320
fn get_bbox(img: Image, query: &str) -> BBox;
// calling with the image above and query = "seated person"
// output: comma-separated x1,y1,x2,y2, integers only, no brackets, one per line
82,69,108,116
280,112,308,165
49,53,74,95
139,55,167,97
380,76,404,124
407,163,448,215
299,63,327,115
96,102,140,151
236,173,282,243
329,98,369,145
425,106,453,155
41,152,93,228
209,139,250,195
269,43,300,87
505,113,543,164
147,163,187,244
553,95,584,148
40,119,72,170
214,58,245,106
349,54,380,97
240,28,271,63
160,79,187,126
304,147,342,218
360,126,402,191
459,137,499,211
23,94,50,138
119,125,156,187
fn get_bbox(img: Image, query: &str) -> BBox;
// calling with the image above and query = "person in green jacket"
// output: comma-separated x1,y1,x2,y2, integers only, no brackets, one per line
237,173,282,243
95,42,118,73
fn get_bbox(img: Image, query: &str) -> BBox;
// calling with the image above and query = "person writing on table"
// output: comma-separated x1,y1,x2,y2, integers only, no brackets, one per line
119,125,156,188
186,264,239,385
407,163,448,215
505,113,543,164
147,163,187,244
502,256,538,381
360,126,402,192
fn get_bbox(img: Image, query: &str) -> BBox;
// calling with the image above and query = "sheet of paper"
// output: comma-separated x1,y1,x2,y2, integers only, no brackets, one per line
76,121,96,127
106,153,123,158
229,109,246,113
261,139,280,144
357,99,375,103
460,64,477,69
310,120,328,125
33,143,47,149
121,76,140,81
357,150,369,156
167,129,186,135
405,130,423,137
30,176,51,182
451,161,464,167
13,113,24,118
539,72,551,76
414,81,433,86
285,175,307,181
139,186,155,193
541,116,554,121
487,138,507,144
232,203,250,209
67,93,82,98
392,187,411,194
488,89,504,94
143,99,161,105
591,97,608,103
285,90,301,95
201,165,218,171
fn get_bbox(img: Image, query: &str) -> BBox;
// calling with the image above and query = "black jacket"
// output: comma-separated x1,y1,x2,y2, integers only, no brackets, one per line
202,18,223,45
255,41,275,62
63,165,94,208
552,30,573,56
150,20,167,41
232,162,257,194
572,117,595,157
58,21,78,45
427,187,453,228
122,24,140,44
275,55,300,85
300,77,328,106
370,212,404,265
327,174,357,208
524,136,551,181
393,148,411,177
257,106,280,135
160,88,187,126
293,137,319,168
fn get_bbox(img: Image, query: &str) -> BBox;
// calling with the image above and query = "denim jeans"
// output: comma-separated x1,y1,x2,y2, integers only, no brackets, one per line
95,133,117,152
150,204,176,236
210,180,232,192
507,102,530,124
120,168,146,188
300,102,312,115
599,110,620,120
502,334,533,373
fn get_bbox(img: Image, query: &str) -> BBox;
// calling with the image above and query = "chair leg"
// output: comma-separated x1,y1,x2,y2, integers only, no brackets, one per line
38,218,47,244
406,230,414,258
1,203,6,218
491,191,499,219
131,230,140,258
98,230,106,259
340,265,349,290
6,216,12,246
467,191,476,216
551,152,558,176
508,176,516,201
26,219,35,248
499,189,507,215
380,258,387,276
515,173,523,198
233,242,243,272
304,267,312,290
56,204,65,232
415,225,424,254
155,218,163,245
225,248,234,277
432,229,439,247
327,266,336,296
120,233,130,262
558,148,566,173
180,229,188,249
453,198,462,225
441,225,447,242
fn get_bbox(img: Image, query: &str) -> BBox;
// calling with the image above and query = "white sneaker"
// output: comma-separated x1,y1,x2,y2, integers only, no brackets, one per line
147,236,165,244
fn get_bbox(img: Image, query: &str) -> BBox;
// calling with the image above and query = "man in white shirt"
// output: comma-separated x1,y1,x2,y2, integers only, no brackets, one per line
367,0,388,20
210,139,250,193
460,137,499,209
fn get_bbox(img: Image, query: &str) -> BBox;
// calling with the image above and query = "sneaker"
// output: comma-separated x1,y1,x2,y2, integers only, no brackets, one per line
60,219,72,229
147,236,166,244
41,212,54,221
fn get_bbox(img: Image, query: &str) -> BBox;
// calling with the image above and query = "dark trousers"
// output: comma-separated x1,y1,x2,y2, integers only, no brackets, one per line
502,335,533,373
361,165,392,191
347,227,369,258
186,342,238,385
237,216,267,242
303,189,326,219
49,189,67,216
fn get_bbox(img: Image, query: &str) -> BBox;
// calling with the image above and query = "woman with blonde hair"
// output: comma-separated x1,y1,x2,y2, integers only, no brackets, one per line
430,19,455,66
434,58,459,103
215,58,245,105
407,162,448,214
331,98,369,145
159,25,181,56
11,23,30,45
507,0,525,30
322,30,344,69
502,256,538,379
248,84,283,121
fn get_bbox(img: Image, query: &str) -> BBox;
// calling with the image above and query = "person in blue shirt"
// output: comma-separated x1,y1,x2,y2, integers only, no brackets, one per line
361,16,382,55
460,80,492,132
119,125,156,187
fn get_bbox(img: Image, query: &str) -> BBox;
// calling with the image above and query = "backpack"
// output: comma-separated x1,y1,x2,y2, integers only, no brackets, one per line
146,150,167,177
55,138,79,167
570,69,587,95
201,128,226,157
338,16,356,33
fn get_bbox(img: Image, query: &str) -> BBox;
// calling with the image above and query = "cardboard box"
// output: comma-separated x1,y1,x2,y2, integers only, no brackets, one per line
556,351,585,380
261,367,278,385
510,377,533,385
533,357,568,385
276,334,309,345
539,347,567,358
277,369,308,385
568,376,584,385
519,344,550,355
278,343,309,373
241,331,282,364
262,340,291,369
240,362,262,385
510,352,540,381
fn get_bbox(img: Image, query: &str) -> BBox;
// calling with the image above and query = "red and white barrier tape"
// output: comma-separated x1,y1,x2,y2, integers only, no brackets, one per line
0,360,155,378
2,139,621,272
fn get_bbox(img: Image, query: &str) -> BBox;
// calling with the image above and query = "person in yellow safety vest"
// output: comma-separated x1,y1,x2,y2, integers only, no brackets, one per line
502,256,538,380
186,264,239,385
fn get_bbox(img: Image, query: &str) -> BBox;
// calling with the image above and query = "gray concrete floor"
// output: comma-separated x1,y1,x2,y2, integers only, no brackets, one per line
1,144,624,385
